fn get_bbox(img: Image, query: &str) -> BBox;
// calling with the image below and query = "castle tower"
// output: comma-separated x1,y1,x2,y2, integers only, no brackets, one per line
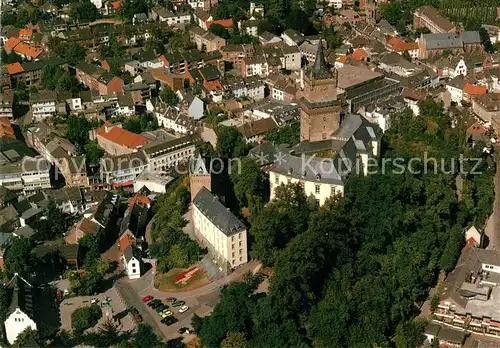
299,41,341,143
189,155,211,202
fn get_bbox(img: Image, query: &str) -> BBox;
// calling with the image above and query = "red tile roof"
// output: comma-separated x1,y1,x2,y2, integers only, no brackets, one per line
0,118,14,139
128,194,151,209
207,19,234,29
111,1,121,9
5,37,21,50
352,48,369,61
388,37,418,52
18,28,33,40
463,83,487,95
336,55,349,63
5,62,24,75
13,42,42,59
97,122,149,149
466,122,488,136
119,232,135,253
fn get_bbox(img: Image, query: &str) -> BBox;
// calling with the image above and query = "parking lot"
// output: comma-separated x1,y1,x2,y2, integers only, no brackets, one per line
59,287,135,333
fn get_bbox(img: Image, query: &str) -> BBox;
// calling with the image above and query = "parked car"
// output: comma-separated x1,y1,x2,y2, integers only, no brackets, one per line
172,300,185,307
178,305,189,313
141,295,153,303
147,299,161,308
165,297,177,303
162,316,178,326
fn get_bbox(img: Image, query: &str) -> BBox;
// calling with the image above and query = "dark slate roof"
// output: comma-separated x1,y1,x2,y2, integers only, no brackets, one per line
307,41,333,79
7,274,34,319
193,187,246,236
0,185,16,205
120,204,148,238
123,245,141,263
248,143,290,166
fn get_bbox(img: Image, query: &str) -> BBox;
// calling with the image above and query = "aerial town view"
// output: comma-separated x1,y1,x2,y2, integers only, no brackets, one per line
1,0,500,346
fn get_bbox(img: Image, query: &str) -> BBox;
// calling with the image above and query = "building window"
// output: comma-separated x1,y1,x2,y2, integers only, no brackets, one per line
131,262,136,268
239,249,242,255
316,199,320,205
232,252,235,257
275,176,279,185
239,241,242,247
239,257,242,262
322,133,326,140
132,268,136,273
315,184,320,194
232,259,235,265
232,244,235,249
231,236,234,241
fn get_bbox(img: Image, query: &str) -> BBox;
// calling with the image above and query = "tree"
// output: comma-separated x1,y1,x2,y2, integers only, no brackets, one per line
65,43,86,65
379,2,403,26
57,72,78,92
285,9,316,35
265,119,299,146
67,116,93,152
210,24,231,40
133,324,162,348
160,85,179,106
479,27,496,53
35,201,73,240
72,304,102,336
5,237,36,278
70,1,100,22
13,328,40,348
231,157,269,209
82,320,128,347
119,0,149,21
216,126,248,158
221,332,247,348
42,65,65,91
84,140,104,166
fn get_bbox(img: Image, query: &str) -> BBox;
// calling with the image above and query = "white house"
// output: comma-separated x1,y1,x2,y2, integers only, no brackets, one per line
177,92,204,120
465,225,482,247
243,56,268,77
4,274,37,345
192,187,248,268
133,170,174,193
150,6,190,26
187,0,204,8
446,77,466,104
450,58,467,78
122,246,142,280
364,108,391,133
250,2,264,16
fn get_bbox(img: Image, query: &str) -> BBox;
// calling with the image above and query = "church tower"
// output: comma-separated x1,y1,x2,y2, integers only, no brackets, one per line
299,41,341,143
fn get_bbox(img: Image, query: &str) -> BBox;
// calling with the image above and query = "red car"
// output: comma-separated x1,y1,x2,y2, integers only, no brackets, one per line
141,295,153,303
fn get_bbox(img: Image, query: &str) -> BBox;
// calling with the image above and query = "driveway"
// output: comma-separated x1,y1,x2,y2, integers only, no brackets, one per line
115,260,261,341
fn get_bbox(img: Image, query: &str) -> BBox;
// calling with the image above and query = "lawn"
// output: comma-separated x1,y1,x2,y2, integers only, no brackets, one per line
154,268,209,292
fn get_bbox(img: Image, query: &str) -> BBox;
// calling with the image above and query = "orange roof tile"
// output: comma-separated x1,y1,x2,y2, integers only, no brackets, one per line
128,194,151,209
207,19,234,29
5,37,21,50
97,122,149,149
13,42,42,59
111,1,121,9
18,28,33,40
463,83,487,95
0,118,14,139
404,42,419,50
119,232,135,252
466,122,488,136
159,55,167,67
352,48,369,61
336,55,348,63
203,80,223,91
5,62,24,75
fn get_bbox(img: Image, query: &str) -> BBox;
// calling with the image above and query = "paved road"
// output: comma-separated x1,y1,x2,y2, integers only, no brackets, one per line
485,151,500,251
115,280,166,340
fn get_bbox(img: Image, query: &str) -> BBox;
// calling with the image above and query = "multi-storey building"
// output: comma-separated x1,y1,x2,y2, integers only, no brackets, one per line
30,91,56,121
413,6,456,34
21,156,51,193
189,27,226,53
193,187,248,269
100,151,148,188
75,62,124,95
142,134,199,171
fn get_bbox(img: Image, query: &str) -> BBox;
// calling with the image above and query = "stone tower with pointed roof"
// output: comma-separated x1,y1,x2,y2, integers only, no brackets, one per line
189,154,212,202
300,40,341,143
